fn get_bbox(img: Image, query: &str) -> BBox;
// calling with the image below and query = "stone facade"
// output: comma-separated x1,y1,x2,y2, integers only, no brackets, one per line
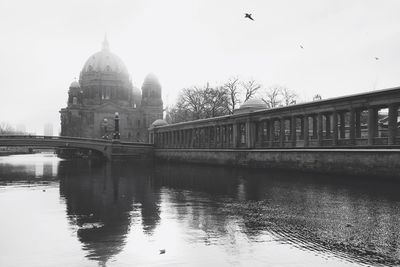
60,37,163,142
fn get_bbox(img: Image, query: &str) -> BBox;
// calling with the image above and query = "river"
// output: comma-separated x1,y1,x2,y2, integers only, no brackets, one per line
0,153,399,267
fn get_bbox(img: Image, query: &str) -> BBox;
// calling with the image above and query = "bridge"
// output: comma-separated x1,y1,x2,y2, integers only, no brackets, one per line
149,86,400,177
0,135,153,160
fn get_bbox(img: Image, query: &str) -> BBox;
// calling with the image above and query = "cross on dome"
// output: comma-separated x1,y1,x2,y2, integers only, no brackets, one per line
102,34,110,51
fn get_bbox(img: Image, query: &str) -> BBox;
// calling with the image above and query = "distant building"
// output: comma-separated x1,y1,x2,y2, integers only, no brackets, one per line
16,124,26,134
44,123,53,136
59,37,163,142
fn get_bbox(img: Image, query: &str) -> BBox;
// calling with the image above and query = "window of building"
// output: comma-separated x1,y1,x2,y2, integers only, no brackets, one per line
72,97,78,105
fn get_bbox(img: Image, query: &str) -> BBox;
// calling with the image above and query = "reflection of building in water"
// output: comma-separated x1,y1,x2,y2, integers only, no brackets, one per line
58,160,161,265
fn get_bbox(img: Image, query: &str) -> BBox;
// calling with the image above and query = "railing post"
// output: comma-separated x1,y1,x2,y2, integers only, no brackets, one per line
388,104,398,145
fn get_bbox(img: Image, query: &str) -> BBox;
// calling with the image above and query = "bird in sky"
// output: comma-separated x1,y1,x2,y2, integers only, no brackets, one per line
245,13,254,21
300,45,304,49
374,57,379,60
159,249,166,254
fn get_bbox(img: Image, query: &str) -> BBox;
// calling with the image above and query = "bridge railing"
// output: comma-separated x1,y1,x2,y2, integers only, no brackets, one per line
0,135,153,147
149,86,400,149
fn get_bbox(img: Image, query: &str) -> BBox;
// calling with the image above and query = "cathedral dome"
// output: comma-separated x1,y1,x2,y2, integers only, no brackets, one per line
81,37,128,75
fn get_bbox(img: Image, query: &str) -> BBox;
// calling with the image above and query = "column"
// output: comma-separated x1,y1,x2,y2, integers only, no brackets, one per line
317,113,323,146
339,112,346,139
303,115,309,147
325,114,331,139
269,119,275,147
332,111,338,146
368,107,377,145
388,104,398,145
291,116,296,147
247,120,256,148
312,115,318,138
349,109,355,145
280,118,285,147
300,116,304,140
355,110,361,138
232,123,238,148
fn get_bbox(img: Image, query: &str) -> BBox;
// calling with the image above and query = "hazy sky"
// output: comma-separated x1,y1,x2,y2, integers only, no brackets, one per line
1,0,400,134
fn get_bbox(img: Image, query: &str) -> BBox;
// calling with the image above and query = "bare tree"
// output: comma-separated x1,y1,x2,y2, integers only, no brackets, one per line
223,76,240,114
0,122,15,135
242,79,261,102
261,86,282,108
203,85,229,118
281,87,298,106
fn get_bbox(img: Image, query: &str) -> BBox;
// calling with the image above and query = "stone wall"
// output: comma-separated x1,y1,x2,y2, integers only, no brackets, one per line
154,149,400,178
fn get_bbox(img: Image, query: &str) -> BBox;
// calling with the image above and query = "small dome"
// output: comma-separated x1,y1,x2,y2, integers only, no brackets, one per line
151,119,168,127
235,98,267,114
239,98,267,109
70,80,80,88
142,73,161,89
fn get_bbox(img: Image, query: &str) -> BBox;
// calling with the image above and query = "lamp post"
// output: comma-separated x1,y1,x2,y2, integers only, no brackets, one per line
113,112,120,140
102,118,108,139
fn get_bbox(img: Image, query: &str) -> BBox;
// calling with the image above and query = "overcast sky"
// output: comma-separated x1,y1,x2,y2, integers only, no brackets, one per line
1,0,400,134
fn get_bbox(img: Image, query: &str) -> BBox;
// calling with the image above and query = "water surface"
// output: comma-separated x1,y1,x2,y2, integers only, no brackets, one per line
0,153,399,267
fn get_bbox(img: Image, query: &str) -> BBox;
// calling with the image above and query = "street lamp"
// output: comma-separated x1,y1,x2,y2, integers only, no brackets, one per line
102,118,108,139
113,112,120,140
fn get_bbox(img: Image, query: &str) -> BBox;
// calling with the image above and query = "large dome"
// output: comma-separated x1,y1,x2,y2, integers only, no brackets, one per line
81,37,128,75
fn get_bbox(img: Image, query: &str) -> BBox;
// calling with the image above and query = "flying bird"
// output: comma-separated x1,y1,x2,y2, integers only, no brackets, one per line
300,45,304,49
159,249,166,254
374,57,379,60
245,13,254,21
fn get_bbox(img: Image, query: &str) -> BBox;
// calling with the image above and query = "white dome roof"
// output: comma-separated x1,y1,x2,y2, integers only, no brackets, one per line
151,119,168,127
239,98,267,109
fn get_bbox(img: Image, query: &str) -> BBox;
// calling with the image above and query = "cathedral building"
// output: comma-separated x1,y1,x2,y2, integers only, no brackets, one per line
60,37,163,142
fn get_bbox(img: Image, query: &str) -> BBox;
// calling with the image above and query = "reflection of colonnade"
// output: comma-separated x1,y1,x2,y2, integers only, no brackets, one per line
151,87,400,148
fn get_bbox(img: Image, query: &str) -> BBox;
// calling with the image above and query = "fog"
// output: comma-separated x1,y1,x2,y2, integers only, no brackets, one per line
1,0,399,134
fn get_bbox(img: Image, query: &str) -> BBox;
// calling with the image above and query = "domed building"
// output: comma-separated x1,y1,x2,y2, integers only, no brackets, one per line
234,98,267,114
60,37,163,142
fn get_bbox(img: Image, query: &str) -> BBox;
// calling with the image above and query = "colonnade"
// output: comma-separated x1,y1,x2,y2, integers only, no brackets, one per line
150,89,400,149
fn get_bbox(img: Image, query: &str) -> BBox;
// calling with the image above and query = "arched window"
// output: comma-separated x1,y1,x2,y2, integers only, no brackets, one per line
72,96,78,105
105,65,111,71
88,65,93,71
